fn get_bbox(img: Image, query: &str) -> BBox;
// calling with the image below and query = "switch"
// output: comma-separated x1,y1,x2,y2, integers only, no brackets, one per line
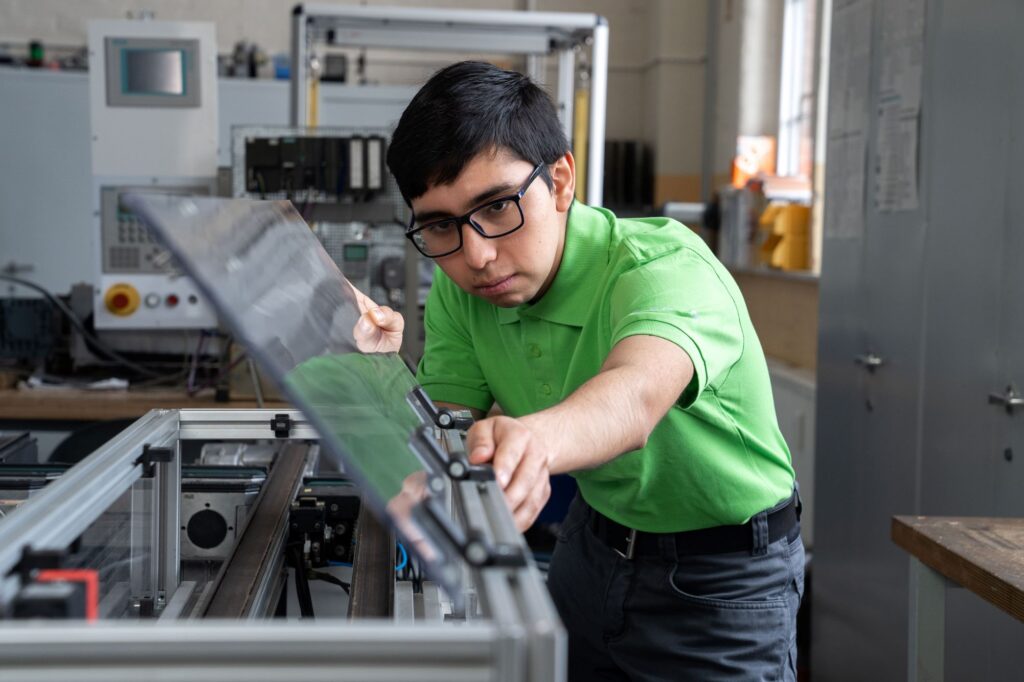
104,283,140,317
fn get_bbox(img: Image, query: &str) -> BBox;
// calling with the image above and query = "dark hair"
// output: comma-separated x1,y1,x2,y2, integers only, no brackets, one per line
386,61,569,203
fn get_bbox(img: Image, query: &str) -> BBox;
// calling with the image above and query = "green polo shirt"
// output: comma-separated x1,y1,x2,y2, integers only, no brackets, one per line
417,202,795,532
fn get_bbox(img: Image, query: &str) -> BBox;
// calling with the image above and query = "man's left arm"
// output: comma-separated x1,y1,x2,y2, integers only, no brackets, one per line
467,334,694,530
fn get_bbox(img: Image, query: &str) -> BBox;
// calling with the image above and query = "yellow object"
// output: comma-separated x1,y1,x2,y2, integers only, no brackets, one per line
104,282,141,317
573,88,589,202
308,77,319,128
758,203,811,271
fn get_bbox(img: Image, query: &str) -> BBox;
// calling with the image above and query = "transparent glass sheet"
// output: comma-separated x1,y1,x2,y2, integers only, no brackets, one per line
123,194,462,596
63,479,156,619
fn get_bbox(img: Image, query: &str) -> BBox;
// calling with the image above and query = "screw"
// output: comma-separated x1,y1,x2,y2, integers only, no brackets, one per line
330,503,339,512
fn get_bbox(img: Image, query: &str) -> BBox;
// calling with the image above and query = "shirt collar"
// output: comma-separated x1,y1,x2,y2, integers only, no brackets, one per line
497,202,611,327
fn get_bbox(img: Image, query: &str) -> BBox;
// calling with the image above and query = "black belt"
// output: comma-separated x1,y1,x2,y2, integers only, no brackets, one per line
588,493,800,559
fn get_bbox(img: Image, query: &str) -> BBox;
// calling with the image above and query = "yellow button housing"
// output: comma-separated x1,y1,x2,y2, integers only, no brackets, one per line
104,282,141,317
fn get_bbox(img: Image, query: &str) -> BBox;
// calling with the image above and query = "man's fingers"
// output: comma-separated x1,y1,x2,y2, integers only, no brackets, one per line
356,311,377,336
466,420,497,465
503,445,549,510
371,306,405,333
353,306,405,354
490,421,530,489
513,476,551,532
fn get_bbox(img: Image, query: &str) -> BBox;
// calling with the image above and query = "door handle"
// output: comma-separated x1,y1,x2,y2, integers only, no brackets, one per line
988,385,1024,414
855,353,885,372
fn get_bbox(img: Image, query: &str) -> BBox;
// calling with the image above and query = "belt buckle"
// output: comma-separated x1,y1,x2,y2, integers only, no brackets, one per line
614,528,637,560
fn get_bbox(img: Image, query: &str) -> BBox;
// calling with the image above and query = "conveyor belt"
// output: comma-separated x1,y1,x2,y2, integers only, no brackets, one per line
347,502,394,619
201,443,309,618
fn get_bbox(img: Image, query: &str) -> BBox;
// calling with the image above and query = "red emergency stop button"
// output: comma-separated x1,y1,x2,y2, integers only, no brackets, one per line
104,283,140,317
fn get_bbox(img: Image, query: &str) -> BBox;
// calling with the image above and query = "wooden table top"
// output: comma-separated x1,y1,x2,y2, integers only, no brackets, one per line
0,388,289,422
892,515,1024,623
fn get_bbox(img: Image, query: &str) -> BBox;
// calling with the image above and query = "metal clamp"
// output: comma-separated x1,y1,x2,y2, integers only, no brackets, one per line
136,444,174,478
436,409,474,431
270,413,292,438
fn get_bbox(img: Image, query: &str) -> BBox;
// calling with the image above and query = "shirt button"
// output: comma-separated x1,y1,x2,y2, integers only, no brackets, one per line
528,344,542,358
540,383,552,396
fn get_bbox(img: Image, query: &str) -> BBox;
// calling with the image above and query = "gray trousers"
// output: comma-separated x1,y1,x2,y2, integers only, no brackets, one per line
547,494,805,681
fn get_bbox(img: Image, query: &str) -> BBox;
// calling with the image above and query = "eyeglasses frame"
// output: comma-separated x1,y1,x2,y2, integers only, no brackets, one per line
405,162,547,258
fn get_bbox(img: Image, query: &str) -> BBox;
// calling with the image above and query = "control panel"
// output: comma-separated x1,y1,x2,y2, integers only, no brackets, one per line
94,184,216,328
88,19,218,331
243,135,387,201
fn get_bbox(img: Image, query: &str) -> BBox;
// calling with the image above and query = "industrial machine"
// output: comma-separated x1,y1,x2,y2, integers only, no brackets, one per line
0,409,562,681
230,125,416,311
0,189,564,680
88,19,218,330
289,4,609,205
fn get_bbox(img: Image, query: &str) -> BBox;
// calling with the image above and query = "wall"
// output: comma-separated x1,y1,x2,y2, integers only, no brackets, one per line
733,270,818,370
645,0,709,204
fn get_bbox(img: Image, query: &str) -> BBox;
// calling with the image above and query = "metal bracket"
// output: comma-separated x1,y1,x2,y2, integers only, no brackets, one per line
270,413,292,438
436,408,474,431
408,425,493,482
136,444,174,478
414,499,527,569
406,386,475,431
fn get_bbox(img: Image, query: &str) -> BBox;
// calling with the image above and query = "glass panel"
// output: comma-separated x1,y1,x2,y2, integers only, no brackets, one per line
123,194,462,596
62,479,156,619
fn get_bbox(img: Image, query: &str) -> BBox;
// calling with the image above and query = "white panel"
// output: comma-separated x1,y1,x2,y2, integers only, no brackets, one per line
88,20,218,178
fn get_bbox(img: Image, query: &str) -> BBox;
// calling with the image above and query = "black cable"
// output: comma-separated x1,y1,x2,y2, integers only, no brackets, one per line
0,274,172,378
290,547,316,619
309,569,350,594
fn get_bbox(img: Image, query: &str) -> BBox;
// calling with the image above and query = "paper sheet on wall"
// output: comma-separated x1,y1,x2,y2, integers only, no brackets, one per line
874,0,926,212
875,104,919,212
825,132,867,240
824,0,872,238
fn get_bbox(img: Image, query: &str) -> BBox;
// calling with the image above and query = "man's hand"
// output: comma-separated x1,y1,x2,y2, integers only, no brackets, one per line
350,283,404,353
467,416,552,532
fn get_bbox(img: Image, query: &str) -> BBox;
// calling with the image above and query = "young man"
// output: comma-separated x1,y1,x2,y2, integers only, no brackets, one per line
359,61,803,681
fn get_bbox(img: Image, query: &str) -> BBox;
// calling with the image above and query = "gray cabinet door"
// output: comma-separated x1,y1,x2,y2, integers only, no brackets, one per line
812,2,930,672
916,2,1022,678
815,1,1024,679
973,2,1024,674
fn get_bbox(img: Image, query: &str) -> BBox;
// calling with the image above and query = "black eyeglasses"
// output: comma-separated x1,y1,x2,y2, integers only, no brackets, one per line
406,163,546,258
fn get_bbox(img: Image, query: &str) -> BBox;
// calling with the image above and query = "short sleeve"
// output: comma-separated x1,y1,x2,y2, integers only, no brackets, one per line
608,248,744,408
416,275,494,412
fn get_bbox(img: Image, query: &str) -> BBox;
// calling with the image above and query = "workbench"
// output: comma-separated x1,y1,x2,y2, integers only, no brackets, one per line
0,388,290,462
0,388,288,422
892,516,1024,681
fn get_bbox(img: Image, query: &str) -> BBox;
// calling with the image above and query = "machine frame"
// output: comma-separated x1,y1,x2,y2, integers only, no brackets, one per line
0,408,564,682
288,3,609,205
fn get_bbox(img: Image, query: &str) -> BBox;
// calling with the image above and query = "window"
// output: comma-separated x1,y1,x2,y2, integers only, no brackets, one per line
777,0,818,178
